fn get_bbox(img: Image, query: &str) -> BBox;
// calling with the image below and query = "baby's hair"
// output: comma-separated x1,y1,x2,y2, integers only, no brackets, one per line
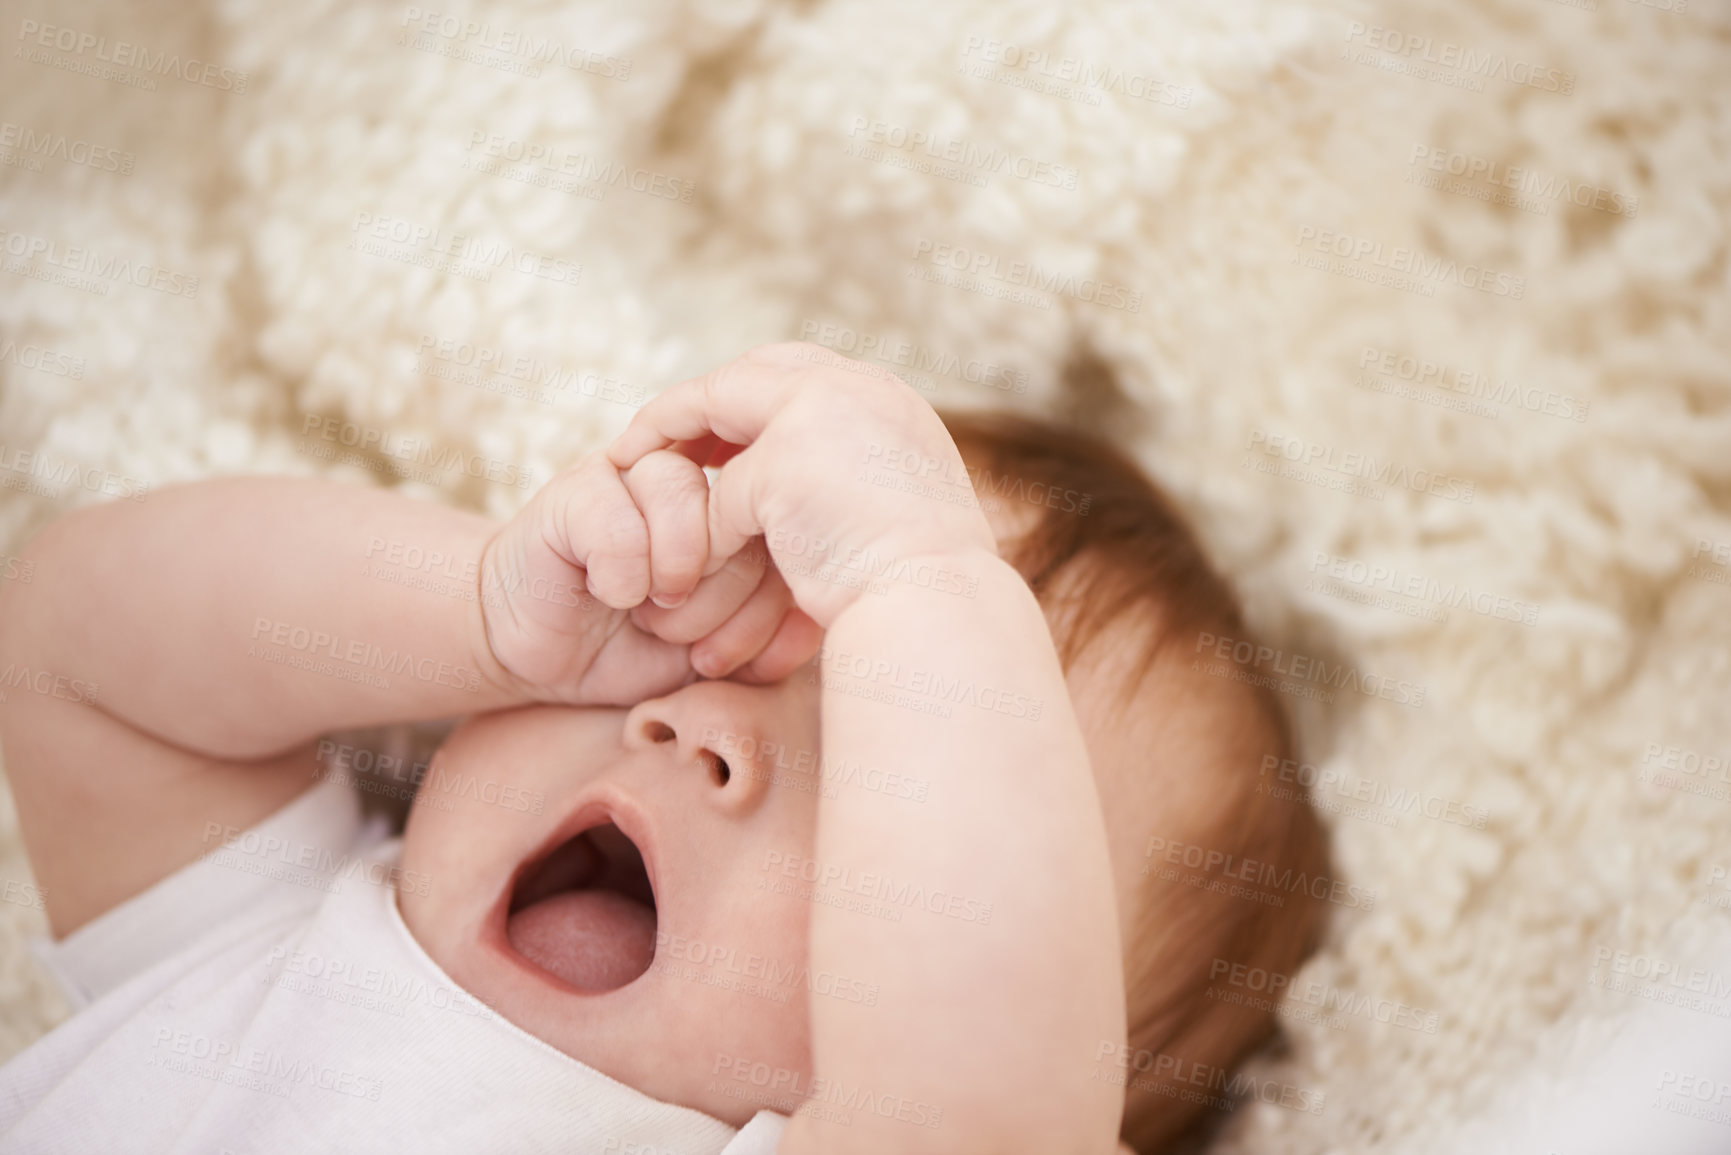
941,410,1331,1154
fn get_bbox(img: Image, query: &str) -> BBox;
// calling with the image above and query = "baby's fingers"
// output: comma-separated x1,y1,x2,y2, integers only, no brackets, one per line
628,540,767,644
606,345,808,469
621,450,710,608
551,456,650,609
688,563,812,680
732,610,824,685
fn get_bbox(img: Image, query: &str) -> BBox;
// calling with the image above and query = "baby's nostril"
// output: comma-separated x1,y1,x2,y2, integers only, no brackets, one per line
698,750,731,787
645,721,675,744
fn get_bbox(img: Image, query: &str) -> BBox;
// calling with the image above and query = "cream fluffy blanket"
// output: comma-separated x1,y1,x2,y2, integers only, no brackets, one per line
2,0,1728,1150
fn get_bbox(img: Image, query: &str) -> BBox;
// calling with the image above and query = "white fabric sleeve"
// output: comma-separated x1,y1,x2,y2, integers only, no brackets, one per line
718,1110,789,1153
27,778,376,1009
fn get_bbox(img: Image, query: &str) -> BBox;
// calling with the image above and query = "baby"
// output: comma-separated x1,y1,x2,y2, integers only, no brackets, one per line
0,343,1326,1154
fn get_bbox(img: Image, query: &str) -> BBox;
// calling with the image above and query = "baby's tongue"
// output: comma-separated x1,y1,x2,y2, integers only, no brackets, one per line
507,891,656,991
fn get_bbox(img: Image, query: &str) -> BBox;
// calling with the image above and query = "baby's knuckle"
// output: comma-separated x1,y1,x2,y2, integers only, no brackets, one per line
600,506,648,554
660,543,708,578
648,460,706,503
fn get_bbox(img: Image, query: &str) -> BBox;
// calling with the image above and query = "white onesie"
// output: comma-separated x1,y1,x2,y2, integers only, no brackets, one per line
0,779,788,1154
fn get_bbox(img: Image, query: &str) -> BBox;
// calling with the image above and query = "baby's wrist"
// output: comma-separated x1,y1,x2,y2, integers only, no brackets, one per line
829,545,1027,630
471,529,554,704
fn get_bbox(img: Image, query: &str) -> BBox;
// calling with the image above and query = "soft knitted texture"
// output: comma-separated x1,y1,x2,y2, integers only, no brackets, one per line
1,0,1727,1150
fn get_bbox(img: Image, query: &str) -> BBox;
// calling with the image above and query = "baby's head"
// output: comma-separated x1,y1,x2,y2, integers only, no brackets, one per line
945,411,1331,1152
395,411,1328,1151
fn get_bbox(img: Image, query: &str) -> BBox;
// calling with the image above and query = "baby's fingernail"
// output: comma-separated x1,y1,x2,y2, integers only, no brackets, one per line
651,592,689,609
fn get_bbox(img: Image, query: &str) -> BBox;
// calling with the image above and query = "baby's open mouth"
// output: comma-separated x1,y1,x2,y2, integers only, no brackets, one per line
505,822,657,992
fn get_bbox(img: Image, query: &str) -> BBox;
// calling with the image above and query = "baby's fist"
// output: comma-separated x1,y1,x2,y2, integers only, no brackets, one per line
479,450,709,705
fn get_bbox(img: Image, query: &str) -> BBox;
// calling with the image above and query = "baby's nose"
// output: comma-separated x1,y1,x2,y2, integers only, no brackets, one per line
622,688,772,814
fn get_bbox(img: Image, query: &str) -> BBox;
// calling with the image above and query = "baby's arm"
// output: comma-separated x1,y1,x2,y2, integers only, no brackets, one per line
2,478,524,760
611,346,1126,1154
0,456,808,934
808,556,1126,1154
0,478,525,933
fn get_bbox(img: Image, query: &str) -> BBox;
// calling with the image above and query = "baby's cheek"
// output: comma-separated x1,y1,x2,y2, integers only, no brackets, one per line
670,875,815,1096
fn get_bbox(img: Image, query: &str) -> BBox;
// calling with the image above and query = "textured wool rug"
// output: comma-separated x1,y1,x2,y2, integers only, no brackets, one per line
1,0,1728,1150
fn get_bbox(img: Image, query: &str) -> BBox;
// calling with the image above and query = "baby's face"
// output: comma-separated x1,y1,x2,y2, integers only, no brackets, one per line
398,673,823,1124
397,596,1168,1127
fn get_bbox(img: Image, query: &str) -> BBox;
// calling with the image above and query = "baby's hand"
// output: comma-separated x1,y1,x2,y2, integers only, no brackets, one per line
607,343,997,627
479,449,818,705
